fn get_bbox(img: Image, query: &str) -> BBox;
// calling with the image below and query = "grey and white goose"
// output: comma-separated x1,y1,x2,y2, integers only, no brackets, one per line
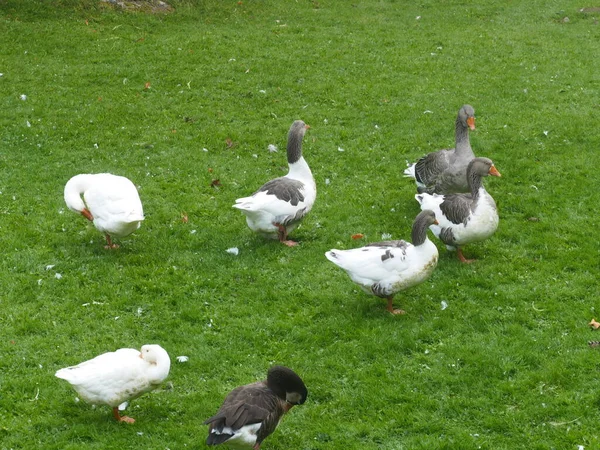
415,157,501,263
325,210,439,315
404,104,476,194
204,366,308,449
233,120,316,246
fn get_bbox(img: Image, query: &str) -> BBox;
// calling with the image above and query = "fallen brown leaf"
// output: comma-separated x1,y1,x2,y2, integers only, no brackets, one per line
351,233,364,240
144,82,151,90
181,213,188,223
589,318,600,330
211,179,221,188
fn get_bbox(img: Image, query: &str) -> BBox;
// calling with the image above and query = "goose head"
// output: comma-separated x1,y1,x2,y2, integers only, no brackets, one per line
266,365,308,410
458,104,476,130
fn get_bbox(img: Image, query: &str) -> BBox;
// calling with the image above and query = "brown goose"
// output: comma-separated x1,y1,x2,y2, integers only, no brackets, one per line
233,120,316,247
404,105,476,194
204,366,308,449
415,157,501,263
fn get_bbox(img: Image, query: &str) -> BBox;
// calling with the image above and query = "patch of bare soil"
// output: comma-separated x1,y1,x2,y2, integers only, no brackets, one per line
100,0,173,14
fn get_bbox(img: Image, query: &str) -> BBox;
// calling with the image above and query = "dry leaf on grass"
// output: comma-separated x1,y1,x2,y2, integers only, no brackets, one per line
589,318,600,330
351,233,364,240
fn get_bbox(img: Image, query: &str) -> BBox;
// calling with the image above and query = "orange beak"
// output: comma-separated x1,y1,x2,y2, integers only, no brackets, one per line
139,353,144,359
466,117,475,130
81,208,94,222
305,124,311,130
433,219,439,225
489,165,501,177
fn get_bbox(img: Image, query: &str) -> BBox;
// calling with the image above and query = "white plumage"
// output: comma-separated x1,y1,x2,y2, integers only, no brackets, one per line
325,210,439,315
55,344,171,423
415,157,501,263
64,173,144,248
233,120,315,246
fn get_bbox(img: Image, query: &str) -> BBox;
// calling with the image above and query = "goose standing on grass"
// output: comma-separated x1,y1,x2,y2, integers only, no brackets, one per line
64,173,144,249
404,104,476,194
204,366,308,449
55,344,171,423
415,157,501,263
233,120,315,247
325,210,439,315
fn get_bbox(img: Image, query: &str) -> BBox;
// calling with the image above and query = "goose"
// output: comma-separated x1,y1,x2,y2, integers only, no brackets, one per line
415,157,501,263
64,173,144,249
233,120,316,247
325,210,439,315
204,366,308,449
55,344,171,423
404,104,476,194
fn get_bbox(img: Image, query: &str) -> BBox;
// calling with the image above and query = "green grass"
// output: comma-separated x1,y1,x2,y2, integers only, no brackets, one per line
1,0,600,448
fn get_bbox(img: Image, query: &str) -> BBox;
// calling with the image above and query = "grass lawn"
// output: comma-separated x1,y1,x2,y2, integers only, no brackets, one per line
1,0,600,448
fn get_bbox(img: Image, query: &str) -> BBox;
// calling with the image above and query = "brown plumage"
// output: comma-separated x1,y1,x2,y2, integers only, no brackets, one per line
204,366,308,449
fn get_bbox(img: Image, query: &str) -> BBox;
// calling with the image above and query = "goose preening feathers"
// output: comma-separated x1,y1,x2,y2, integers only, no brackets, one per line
233,120,316,247
55,344,171,423
64,173,144,249
204,366,308,449
325,210,439,315
404,104,476,195
416,157,501,263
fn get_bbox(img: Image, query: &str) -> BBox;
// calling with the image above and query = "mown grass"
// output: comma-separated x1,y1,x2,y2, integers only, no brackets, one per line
1,0,600,448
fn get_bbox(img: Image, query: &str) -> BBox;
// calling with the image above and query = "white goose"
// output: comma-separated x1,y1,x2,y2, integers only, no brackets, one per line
55,344,171,423
64,173,144,249
325,210,439,315
416,157,501,263
404,105,476,194
233,120,316,247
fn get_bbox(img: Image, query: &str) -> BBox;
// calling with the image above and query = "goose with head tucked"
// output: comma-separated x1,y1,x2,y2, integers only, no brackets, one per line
204,365,308,449
416,157,501,263
233,120,315,247
404,104,476,194
325,210,439,315
55,344,171,423
64,173,144,249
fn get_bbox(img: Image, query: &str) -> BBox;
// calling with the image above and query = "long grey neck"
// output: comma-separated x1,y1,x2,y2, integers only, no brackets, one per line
468,171,484,198
287,130,304,165
411,215,430,246
455,115,472,155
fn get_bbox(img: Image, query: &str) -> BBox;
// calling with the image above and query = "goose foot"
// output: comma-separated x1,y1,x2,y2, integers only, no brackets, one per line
457,248,475,264
112,407,135,423
276,223,297,246
386,297,406,315
104,235,120,250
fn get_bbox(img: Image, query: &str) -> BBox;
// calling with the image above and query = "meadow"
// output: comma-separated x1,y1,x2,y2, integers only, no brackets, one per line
1,0,600,448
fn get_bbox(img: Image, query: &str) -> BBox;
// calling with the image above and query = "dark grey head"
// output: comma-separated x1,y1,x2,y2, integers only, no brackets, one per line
414,209,438,227
467,157,501,178
286,120,310,165
412,209,438,245
458,105,476,130
267,366,308,405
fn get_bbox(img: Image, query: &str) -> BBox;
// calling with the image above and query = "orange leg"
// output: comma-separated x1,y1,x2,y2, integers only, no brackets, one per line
457,248,475,264
104,234,120,250
112,407,135,424
386,297,406,315
276,223,298,247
